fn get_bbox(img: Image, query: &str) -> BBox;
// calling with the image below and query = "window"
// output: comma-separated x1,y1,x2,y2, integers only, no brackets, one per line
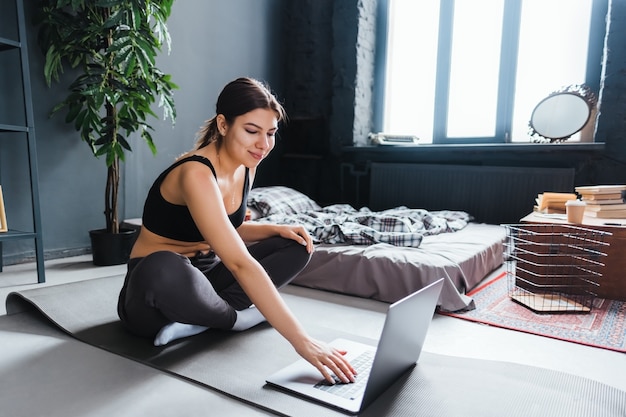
376,0,607,144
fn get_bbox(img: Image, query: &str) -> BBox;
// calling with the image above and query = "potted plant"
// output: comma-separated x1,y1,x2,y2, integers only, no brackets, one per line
35,0,177,265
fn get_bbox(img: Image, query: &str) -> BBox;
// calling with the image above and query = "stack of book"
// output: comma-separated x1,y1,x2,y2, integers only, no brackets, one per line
575,185,626,218
533,192,577,214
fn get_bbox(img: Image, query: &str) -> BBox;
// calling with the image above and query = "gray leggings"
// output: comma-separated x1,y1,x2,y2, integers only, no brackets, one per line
117,237,311,338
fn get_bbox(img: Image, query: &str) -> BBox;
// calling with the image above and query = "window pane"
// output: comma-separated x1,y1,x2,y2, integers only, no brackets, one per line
383,0,439,142
382,1,595,144
512,0,593,142
447,0,503,138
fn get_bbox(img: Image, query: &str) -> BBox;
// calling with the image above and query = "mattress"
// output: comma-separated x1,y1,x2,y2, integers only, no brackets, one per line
292,223,507,312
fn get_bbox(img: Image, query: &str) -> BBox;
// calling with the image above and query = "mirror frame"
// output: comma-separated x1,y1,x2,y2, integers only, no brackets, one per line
528,84,598,143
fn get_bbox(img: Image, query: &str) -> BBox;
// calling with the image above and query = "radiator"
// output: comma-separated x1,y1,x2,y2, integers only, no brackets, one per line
369,163,575,224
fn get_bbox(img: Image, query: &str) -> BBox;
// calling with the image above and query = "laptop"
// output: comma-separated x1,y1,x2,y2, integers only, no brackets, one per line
265,278,444,414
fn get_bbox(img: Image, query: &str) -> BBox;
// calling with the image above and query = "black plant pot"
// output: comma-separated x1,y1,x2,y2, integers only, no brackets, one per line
89,228,138,266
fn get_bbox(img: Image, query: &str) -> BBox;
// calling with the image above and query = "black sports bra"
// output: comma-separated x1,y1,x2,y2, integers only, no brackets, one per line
142,155,249,242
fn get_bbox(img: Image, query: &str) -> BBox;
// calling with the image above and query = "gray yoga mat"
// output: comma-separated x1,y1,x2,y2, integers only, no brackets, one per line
6,276,626,417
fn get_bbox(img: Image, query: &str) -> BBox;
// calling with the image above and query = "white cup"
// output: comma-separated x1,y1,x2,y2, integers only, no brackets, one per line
565,199,586,224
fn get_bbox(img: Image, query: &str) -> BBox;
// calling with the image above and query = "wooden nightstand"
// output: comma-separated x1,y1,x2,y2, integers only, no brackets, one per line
520,212,626,301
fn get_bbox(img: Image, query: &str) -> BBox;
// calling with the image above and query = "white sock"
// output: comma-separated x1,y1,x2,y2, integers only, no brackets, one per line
231,306,266,331
153,306,266,346
154,322,209,346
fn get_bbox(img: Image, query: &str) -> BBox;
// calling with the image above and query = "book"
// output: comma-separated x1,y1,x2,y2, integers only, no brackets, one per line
533,206,566,215
581,198,624,205
577,191,623,200
585,203,626,212
535,192,577,211
585,209,626,218
575,185,626,194
578,191,626,199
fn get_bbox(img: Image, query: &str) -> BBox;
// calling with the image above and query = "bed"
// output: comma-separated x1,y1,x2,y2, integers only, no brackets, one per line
248,186,507,312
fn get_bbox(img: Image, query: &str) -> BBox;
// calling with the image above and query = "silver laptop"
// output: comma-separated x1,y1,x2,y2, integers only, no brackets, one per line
265,278,444,414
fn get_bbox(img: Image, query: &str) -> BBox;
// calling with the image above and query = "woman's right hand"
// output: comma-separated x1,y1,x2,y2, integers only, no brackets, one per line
294,337,357,384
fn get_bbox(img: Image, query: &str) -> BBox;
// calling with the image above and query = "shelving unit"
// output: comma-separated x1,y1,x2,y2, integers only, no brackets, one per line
0,0,45,283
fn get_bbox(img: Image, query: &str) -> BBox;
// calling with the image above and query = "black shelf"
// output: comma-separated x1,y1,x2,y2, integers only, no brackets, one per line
0,230,38,241
0,37,20,50
0,0,45,283
0,124,29,133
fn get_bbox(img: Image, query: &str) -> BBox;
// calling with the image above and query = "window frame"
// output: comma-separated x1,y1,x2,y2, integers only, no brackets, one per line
373,0,609,145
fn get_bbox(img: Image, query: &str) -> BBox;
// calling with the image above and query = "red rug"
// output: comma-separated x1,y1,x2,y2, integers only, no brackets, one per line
442,272,626,353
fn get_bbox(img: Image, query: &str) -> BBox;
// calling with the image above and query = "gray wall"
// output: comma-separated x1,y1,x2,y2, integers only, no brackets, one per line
1,0,285,263
123,0,285,217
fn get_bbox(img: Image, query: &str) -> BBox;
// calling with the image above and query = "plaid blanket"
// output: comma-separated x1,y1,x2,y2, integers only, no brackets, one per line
253,204,472,247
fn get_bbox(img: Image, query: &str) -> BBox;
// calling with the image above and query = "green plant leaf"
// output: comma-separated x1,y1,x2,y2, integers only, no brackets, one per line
37,0,176,233
118,134,132,151
141,129,157,155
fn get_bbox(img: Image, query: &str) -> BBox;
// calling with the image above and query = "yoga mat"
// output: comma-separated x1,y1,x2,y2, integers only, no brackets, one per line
6,276,626,417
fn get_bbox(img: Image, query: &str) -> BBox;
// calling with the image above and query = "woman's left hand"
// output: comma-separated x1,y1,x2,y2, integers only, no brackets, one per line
278,225,314,253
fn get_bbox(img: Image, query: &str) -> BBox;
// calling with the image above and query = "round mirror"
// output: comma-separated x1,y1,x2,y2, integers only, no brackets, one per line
529,84,597,143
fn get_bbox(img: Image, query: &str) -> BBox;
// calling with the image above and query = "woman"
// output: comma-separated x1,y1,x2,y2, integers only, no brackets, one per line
117,77,355,384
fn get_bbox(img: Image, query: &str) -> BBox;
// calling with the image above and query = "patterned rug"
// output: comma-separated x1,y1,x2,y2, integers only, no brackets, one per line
442,272,626,353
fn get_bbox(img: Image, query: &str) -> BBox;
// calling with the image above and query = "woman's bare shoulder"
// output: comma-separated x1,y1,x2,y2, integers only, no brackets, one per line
160,156,216,204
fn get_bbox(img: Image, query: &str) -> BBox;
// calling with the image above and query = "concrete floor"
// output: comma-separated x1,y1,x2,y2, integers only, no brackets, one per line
1,255,625,416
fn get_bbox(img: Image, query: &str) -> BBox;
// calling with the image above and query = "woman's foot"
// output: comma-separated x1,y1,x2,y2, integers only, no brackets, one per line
231,306,266,331
153,306,266,346
154,322,209,346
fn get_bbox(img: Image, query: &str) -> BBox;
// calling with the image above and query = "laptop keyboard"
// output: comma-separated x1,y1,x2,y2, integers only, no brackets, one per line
313,350,374,400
